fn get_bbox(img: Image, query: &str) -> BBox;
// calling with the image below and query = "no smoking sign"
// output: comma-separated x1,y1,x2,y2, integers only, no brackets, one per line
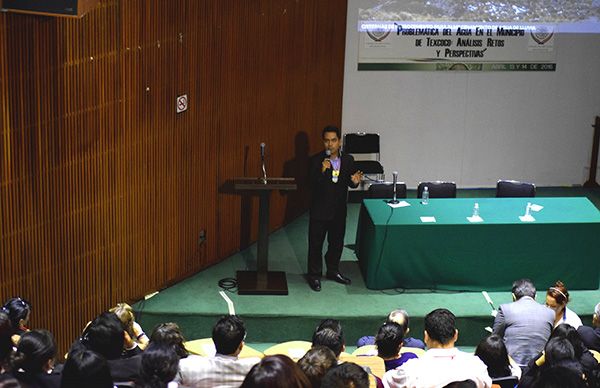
176,94,188,113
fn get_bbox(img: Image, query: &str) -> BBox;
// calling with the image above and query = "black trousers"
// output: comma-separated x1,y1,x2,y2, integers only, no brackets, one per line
307,212,346,279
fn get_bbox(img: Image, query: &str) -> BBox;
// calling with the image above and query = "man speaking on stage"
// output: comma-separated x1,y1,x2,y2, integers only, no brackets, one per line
307,126,363,292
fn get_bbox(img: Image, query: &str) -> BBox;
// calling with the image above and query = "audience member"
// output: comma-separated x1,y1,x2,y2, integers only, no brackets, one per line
176,315,260,388
9,330,60,388
110,302,149,351
136,343,180,388
312,329,344,359
321,362,369,388
60,349,113,388
577,302,600,352
357,309,425,349
241,354,311,388
2,298,31,346
549,324,599,382
474,334,521,379
521,337,588,388
375,322,417,371
492,278,554,366
298,345,336,386
383,308,491,388
149,322,189,359
297,346,337,388
531,364,588,388
312,319,345,358
546,281,583,329
70,311,142,382
0,313,13,373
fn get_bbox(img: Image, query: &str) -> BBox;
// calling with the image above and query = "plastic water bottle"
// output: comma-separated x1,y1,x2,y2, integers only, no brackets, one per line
473,202,479,217
422,186,429,205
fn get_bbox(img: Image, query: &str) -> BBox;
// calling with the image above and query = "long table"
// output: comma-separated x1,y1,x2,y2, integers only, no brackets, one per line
355,197,600,291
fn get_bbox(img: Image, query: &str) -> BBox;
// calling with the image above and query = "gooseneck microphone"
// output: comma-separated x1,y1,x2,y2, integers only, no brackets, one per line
387,171,400,204
260,142,267,184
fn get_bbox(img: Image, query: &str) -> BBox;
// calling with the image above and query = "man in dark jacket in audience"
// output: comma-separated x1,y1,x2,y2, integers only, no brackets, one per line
577,302,600,352
69,312,142,383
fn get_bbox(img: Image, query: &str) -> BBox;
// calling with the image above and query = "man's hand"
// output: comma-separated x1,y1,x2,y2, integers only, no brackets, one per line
351,171,364,185
321,159,332,173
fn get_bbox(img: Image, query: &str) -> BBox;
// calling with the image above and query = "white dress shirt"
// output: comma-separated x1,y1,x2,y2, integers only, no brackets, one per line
176,354,260,388
382,347,492,388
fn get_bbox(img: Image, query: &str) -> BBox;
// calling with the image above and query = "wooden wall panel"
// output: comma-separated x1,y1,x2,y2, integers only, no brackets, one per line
0,0,347,354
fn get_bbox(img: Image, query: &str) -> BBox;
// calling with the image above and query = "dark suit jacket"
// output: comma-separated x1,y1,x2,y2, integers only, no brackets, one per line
578,325,600,353
108,354,142,383
492,296,555,366
309,151,358,221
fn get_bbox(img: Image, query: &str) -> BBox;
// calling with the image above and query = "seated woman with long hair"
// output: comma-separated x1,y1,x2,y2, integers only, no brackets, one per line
9,330,60,388
2,298,31,346
546,281,582,329
475,334,521,380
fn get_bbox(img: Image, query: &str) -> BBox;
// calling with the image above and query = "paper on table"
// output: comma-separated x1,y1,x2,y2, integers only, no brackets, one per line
388,200,410,208
530,204,543,212
519,214,536,222
420,216,436,223
467,215,484,223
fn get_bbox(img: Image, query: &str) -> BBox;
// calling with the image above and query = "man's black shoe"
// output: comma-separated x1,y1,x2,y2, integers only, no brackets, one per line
326,272,351,285
308,278,321,292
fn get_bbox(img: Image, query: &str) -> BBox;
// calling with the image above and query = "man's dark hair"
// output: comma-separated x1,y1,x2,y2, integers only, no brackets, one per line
322,126,341,139
312,328,344,357
424,308,456,345
297,346,337,388
212,315,246,356
313,319,343,341
545,337,576,365
138,343,180,388
550,324,586,359
80,312,125,360
61,350,113,388
375,322,404,359
321,362,369,388
512,278,536,299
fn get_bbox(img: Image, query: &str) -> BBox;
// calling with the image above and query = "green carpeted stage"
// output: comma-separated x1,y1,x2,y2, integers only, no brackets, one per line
133,187,600,352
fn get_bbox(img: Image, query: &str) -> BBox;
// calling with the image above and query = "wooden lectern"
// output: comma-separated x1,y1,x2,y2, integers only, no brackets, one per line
233,177,297,295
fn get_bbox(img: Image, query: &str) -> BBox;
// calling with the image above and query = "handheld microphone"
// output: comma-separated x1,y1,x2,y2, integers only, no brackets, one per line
260,142,267,184
325,149,331,158
387,171,400,204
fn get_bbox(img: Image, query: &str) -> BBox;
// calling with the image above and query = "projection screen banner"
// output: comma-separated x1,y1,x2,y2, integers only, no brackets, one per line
358,22,557,71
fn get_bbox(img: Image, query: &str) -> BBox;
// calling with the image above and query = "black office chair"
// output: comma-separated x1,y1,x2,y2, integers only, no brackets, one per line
491,376,518,388
343,132,384,181
496,180,536,197
367,182,407,199
417,181,457,198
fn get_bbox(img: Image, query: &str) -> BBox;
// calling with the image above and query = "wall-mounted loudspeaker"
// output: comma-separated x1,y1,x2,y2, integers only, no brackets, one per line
1,0,100,18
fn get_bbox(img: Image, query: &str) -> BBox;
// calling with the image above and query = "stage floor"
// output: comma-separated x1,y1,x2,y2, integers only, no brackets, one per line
133,187,600,349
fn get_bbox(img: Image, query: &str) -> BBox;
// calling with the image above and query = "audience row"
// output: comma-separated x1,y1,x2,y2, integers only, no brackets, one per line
0,278,598,388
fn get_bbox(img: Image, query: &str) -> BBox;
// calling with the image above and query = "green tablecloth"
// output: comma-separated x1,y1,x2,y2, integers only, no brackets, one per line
355,197,600,291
